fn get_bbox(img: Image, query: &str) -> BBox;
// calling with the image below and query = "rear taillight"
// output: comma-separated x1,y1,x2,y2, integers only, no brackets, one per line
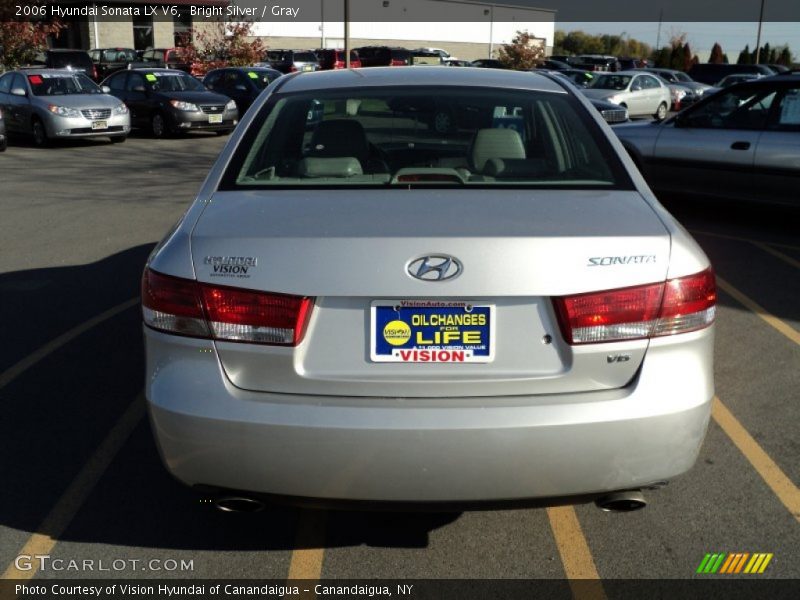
390,59,408,66
334,60,345,69
142,269,313,346
290,65,298,72
553,268,715,344
92,65,98,80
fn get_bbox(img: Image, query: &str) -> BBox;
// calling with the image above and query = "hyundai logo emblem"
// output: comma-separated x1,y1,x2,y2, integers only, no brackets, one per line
407,255,462,281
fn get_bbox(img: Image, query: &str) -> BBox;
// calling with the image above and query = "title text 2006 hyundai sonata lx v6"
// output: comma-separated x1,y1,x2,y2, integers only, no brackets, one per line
142,67,716,511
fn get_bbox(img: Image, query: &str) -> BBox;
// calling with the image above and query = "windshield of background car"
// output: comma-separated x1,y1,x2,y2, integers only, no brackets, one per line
28,73,102,96
247,70,280,89
146,72,205,92
220,87,632,190
591,75,632,90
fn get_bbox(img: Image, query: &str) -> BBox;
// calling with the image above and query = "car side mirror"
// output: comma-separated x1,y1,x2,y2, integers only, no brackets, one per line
101,85,111,93
11,87,26,97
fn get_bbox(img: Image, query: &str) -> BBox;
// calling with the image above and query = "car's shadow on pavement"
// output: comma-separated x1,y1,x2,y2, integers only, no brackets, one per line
0,245,460,552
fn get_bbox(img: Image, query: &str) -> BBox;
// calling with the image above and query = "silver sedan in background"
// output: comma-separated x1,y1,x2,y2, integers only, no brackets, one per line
142,67,715,510
0,69,130,146
615,74,800,207
583,71,672,120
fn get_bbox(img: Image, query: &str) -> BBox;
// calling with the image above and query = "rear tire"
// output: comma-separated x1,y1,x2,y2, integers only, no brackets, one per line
655,102,668,121
0,137,6,152
32,118,49,147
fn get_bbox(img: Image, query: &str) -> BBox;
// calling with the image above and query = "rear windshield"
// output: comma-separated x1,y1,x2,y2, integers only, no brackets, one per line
220,86,632,190
102,49,136,62
293,52,317,62
49,52,92,69
28,73,102,96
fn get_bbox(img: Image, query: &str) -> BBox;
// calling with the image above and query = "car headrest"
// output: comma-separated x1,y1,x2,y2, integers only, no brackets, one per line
470,128,526,173
296,157,364,178
309,119,370,163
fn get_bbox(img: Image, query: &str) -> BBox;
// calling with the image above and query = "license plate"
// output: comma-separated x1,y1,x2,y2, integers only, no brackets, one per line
208,114,223,124
91,120,108,130
302,65,313,72
370,300,494,363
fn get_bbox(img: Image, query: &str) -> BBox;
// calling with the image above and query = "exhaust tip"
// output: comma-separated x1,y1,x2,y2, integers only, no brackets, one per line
214,496,265,513
595,490,646,512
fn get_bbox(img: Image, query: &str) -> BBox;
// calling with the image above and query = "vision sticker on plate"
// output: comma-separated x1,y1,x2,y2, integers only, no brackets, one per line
370,300,494,363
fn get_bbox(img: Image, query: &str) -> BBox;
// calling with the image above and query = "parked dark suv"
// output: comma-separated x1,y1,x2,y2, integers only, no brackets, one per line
29,49,96,80
264,50,319,74
140,48,192,74
355,46,442,67
687,63,775,86
90,48,137,81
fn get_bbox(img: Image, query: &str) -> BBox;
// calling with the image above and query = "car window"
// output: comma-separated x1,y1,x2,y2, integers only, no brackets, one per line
107,72,128,91
642,75,660,89
27,73,101,96
222,87,631,190
591,75,631,90
0,73,12,94
204,71,220,87
90,50,101,61
126,73,145,91
682,86,777,130
771,88,800,131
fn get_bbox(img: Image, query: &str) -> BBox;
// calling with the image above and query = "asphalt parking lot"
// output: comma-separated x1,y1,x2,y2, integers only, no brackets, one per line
0,132,798,595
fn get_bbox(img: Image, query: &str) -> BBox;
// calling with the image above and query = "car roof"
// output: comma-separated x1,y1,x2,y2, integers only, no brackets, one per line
277,66,566,94
14,68,87,76
128,68,185,75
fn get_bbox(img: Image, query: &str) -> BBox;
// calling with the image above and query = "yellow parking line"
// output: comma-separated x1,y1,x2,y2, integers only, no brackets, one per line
0,297,139,391
287,509,327,585
1,396,145,580
751,242,800,271
546,507,606,599
716,276,800,346
712,397,800,523
689,230,800,253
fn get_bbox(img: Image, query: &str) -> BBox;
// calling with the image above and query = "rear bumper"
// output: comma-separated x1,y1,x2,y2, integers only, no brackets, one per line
145,327,714,503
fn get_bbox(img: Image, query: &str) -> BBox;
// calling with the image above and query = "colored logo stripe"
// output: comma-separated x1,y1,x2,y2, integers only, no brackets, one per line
697,553,773,574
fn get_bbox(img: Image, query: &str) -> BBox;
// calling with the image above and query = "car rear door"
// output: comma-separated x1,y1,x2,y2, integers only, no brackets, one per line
752,83,800,206
649,84,774,201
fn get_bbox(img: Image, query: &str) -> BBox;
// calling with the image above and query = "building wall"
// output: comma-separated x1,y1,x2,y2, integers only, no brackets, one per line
89,19,135,48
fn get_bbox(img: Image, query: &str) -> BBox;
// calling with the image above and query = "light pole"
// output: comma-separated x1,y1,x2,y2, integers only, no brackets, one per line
344,0,350,68
755,0,765,63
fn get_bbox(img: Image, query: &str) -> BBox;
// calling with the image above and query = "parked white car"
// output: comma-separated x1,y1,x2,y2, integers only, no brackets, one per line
583,71,672,120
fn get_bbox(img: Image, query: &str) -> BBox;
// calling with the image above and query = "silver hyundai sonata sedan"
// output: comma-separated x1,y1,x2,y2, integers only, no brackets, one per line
143,67,716,508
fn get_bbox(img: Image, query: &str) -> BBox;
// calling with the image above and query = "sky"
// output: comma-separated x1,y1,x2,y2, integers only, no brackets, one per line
561,22,800,58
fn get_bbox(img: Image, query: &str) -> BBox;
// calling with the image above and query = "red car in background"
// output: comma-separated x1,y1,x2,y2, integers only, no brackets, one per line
315,49,362,70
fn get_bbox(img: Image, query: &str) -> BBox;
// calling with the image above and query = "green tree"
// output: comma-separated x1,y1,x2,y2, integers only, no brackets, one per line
497,30,545,70
709,43,725,64
0,0,63,69
553,29,651,59
778,46,792,65
737,45,752,64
